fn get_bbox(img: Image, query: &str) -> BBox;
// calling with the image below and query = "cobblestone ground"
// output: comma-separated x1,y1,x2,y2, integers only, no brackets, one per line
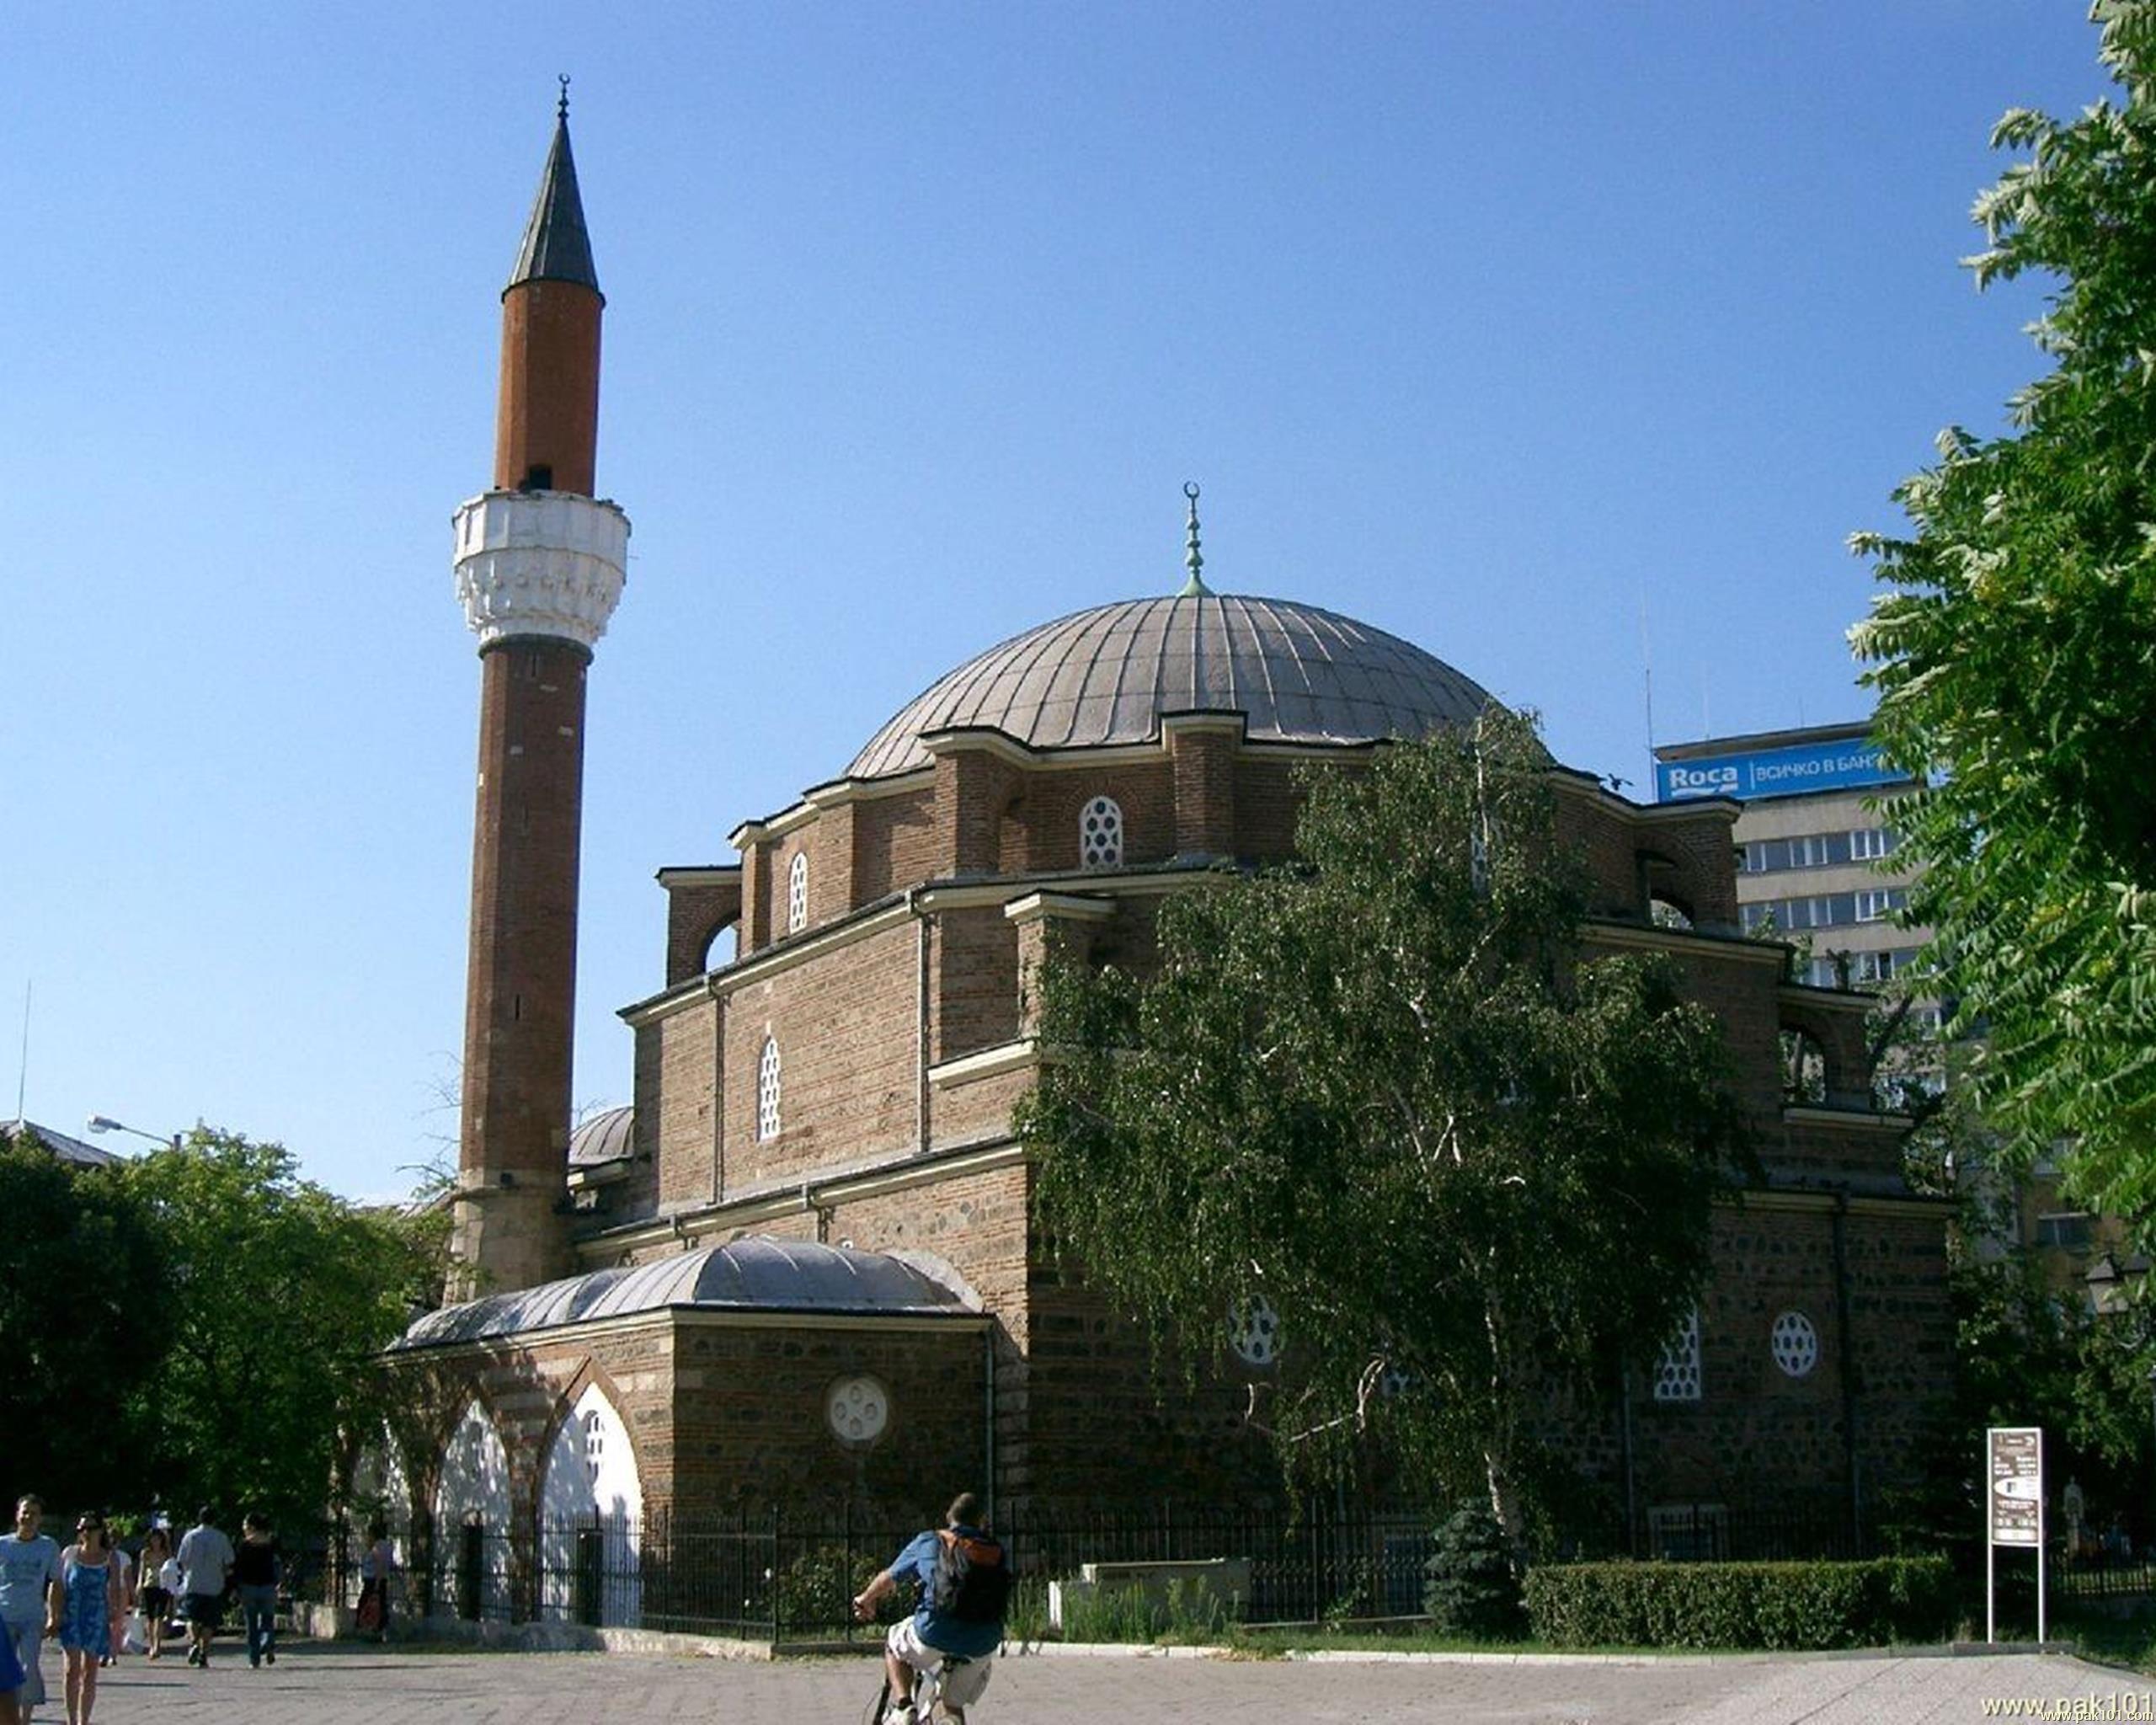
32,1639,2156,1724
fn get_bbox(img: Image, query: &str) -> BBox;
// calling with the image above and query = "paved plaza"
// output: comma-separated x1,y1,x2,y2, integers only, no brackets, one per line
32,1638,2156,1725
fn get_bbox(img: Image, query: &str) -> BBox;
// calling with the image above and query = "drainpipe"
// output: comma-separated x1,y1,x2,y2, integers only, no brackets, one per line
984,1326,997,1526
1831,1195,1862,1552
708,974,726,1206
918,888,936,1156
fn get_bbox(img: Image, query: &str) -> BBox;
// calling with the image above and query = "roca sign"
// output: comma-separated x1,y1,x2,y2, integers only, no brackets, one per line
1655,737,1907,804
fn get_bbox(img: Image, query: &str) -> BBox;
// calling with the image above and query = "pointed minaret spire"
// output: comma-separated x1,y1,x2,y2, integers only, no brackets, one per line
1177,481,1212,597
508,77,601,300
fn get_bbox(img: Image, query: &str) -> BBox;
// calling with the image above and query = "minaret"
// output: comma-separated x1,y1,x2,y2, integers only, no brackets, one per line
449,86,628,1297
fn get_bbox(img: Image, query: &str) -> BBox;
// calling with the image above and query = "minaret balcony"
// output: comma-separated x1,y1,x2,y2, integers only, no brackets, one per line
454,488,630,650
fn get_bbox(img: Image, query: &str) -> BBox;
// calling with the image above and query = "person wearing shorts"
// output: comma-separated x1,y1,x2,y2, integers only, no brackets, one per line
0,1496,61,1725
176,1508,233,1669
851,1493,1006,1725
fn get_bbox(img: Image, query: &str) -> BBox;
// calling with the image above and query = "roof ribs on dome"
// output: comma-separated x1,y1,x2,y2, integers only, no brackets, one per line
846,591,1495,781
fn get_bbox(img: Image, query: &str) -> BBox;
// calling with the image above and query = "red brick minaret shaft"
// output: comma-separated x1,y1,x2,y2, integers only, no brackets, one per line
450,95,628,1296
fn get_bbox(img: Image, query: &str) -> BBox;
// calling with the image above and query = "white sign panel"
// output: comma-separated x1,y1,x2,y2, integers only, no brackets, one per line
1989,1426,2043,1547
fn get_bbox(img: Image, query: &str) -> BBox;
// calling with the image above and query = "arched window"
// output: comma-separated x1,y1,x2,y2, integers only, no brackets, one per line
756,1037,782,1140
1653,1308,1701,1402
787,852,808,935
1080,795,1123,868
1780,1028,1828,1105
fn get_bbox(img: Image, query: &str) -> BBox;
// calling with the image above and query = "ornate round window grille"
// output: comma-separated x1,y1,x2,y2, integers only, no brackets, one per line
1770,1311,1819,1378
1228,1295,1282,1369
1080,796,1123,869
826,1376,890,1445
581,1409,603,1482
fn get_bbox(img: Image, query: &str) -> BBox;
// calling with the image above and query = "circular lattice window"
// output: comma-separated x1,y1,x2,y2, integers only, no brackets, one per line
1080,796,1124,868
1770,1311,1819,1378
826,1376,890,1445
1228,1296,1282,1369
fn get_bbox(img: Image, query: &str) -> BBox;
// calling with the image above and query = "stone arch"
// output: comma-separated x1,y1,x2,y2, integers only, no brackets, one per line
1778,1001,1870,1108
434,1397,514,1619
1636,848,1702,931
347,1429,415,1603
535,1373,644,1626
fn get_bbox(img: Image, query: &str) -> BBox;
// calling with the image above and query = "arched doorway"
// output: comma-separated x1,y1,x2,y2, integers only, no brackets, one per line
435,1401,512,1619
536,1383,643,1626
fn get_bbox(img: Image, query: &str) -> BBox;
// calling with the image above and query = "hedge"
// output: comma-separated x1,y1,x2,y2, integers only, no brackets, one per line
1523,1556,1956,1650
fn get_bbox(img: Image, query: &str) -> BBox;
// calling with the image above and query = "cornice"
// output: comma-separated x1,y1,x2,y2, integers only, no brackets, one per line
1002,892,1117,927
1584,921,1785,966
576,1137,1026,1263
656,866,741,890
928,1039,1039,1089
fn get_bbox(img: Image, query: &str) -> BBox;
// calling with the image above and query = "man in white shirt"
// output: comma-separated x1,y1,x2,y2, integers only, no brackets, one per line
0,1496,62,1725
175,1509,234,1670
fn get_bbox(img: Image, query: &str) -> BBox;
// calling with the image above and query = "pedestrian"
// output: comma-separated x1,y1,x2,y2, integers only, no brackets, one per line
355,1519,398,1645
134,1530,173,1662
56,1514,124,1725
233,1514,281,1669
94,1533,131,1669
0,1496,62,1725
175,1506,234,1670
0,1606,24,1725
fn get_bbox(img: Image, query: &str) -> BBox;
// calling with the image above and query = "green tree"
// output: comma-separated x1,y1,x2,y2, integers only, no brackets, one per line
1017,710,1748,1543
0,1130,168,1509
1850,1,2156,1234
115,1130,444,1531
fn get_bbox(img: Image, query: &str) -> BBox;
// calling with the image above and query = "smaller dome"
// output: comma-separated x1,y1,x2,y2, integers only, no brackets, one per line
568,1104,633,1167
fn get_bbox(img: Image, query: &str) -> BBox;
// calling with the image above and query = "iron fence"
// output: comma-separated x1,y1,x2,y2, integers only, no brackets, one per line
320,1496,1870,1642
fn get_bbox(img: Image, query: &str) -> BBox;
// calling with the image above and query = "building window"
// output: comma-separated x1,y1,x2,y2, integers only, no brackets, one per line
1770,1311,1819,1378
826,1376,890,1445
2036,1213,2094,1251
1652,1309,1701,1402
1849,826,1897,861
1080,795,1123,868
756,1037,782,1140
1228,1295,1281,1369
581,1408,604,1483
1853,889,1898,922
787,852,808,935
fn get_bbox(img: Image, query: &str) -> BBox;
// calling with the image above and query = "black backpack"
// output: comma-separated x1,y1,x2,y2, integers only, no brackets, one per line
928,1528,1012,1623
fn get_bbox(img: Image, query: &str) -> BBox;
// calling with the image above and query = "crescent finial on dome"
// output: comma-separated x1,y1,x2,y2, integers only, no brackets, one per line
1177,482,1212,597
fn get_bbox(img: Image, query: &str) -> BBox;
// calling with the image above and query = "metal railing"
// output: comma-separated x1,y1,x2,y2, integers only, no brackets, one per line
308,1496,1873,1642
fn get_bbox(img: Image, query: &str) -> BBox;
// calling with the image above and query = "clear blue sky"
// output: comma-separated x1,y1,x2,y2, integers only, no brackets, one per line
5,3,2109,1199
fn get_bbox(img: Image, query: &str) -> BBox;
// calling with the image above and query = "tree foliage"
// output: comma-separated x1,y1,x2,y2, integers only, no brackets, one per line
113,1130,445,1530
1850,1,2156,1233
0,1131,168,1509
1017,710,1748,1541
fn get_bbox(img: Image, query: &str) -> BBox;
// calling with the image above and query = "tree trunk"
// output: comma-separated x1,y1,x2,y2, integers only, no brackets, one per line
1484,1449,1527,1560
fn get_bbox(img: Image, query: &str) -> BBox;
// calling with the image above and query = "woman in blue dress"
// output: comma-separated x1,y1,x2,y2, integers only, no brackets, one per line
0,1612,24,1725
57,1516,121,1725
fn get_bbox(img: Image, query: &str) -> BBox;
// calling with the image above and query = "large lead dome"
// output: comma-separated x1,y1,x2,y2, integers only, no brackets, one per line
848,592,1495,780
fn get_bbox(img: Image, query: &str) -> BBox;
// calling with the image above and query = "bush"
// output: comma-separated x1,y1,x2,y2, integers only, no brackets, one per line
1422,1506,1525,1639
773,1545,889,1635
1524,1556,1955,1650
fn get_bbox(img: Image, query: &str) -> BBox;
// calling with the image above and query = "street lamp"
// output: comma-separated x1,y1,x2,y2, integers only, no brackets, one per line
86,1115,181,1151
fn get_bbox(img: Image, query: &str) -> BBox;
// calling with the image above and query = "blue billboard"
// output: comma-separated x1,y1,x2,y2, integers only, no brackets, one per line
1655,735,1908,804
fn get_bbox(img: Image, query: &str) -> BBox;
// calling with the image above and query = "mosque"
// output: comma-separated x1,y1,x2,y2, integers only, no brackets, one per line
375,102,1954,1617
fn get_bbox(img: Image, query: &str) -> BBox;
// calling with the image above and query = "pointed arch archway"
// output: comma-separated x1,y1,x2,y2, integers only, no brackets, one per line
434,1398,513,1618
536,1379,644,1625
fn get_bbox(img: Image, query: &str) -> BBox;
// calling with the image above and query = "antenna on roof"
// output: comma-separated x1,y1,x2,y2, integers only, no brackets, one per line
1177,482,1211,597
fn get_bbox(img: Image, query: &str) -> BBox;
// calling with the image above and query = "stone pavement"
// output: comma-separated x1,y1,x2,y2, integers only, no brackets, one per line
35,1638,2156,1724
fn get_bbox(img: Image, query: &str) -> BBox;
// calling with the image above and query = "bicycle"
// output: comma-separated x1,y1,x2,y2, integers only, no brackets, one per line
862,1656,945,1725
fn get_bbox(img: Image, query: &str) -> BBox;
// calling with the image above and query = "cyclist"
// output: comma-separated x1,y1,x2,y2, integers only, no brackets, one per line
851,1493,1008,1725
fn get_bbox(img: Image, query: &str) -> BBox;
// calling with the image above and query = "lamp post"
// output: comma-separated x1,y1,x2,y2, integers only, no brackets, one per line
86,1114,181,1151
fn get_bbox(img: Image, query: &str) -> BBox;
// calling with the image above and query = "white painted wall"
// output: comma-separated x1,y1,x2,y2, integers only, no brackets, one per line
536,1383,643,1626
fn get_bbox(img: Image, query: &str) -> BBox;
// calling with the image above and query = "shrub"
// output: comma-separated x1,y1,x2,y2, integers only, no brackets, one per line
1524,1556,1955,1650
773,1545,888,1636
1422,1505,1525,1639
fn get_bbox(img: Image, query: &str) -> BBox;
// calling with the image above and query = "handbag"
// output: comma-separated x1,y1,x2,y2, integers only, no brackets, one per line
120,1610,147,1655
